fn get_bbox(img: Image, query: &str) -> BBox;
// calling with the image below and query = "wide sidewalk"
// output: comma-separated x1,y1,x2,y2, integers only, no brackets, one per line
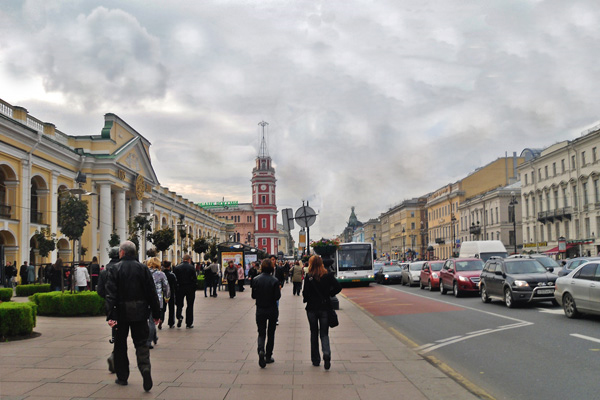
0,283,479,400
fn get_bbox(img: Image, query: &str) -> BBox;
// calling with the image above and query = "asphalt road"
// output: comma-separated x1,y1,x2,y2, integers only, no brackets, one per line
343,283,600,400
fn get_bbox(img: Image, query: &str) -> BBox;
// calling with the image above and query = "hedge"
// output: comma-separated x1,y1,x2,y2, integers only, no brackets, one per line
196,275,205,290
29,291,105,316
0,288,13,302
0,302,37,338
15,284,51,297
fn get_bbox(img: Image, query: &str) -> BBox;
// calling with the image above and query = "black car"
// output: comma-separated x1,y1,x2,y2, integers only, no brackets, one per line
375,264,403,284
480,257,558,308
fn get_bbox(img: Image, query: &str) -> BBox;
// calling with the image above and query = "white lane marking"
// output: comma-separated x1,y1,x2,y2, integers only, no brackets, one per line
570,333,600,344
419,322,533,354
467,329,492,335
436,335,462,343
536,308,565,315
415,343,434,351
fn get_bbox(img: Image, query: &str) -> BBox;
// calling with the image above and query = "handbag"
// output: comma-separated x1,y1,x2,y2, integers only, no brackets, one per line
309,275,339,328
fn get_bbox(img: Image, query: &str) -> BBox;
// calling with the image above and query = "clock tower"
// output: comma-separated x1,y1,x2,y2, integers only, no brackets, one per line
252,121,278,254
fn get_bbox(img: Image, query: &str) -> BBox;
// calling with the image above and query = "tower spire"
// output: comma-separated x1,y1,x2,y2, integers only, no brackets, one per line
258,121,269,158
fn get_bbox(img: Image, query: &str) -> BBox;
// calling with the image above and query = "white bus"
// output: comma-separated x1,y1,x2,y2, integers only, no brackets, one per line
335,242,375,285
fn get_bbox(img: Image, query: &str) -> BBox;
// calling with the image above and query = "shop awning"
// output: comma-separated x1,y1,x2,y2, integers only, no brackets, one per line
544,243,576,255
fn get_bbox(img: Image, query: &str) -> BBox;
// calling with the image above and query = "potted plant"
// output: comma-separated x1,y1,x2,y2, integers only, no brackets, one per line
310,238,340,257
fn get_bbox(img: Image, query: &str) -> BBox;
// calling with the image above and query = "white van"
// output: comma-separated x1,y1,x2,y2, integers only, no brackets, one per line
458,241,508,261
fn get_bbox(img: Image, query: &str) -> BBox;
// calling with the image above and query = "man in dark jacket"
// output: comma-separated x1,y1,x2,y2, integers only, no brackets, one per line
173,254,196,328
97,247,120,373
162,261,177,328
19,261,28,285
251,259,281,368
105,241,161,392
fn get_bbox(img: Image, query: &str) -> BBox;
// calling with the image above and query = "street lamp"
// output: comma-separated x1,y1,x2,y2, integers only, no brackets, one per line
402,227,405,262
176,223,186,264
509,192,518,254
451,213,457,257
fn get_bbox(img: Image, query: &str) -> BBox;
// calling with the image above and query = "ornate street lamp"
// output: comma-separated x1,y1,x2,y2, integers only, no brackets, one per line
509,192,518,254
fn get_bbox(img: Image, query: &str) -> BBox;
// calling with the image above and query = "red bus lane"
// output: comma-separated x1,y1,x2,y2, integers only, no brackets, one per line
342,286,463,316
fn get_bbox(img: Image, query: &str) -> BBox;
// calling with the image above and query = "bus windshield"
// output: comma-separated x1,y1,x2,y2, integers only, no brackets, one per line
337,245,372,272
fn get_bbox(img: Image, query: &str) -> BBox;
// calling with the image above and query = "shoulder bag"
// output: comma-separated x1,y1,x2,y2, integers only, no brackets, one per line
309,274,339,328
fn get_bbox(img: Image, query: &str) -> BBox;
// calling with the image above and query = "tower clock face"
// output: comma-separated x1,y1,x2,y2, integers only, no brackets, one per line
260,185,267,191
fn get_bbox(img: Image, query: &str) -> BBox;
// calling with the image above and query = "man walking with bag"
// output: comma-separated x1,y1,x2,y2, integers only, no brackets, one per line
251,259,281,368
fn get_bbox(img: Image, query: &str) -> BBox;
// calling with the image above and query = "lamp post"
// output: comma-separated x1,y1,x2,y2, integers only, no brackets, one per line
410,234,416,260
176,223,186,264
509,192,518,254
451,213,457,257
401,227,405,262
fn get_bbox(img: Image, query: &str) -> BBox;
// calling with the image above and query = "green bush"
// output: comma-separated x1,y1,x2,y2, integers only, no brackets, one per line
15,284,51,297
196,275,205,290
0,288,13,302
29,291,105,316
0,302,37,338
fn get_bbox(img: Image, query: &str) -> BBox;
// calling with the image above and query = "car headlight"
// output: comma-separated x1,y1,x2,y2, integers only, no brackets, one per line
384,274,390,278
431,273,439,279
458,276,469,282
514,280,529,287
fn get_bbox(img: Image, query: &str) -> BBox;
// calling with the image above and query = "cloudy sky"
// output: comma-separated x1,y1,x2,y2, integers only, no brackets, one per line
2,0,600,241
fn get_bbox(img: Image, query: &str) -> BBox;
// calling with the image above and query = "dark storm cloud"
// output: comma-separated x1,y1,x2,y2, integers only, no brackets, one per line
2,0,600,239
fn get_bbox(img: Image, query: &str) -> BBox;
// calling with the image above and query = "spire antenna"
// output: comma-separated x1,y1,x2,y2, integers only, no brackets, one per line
258,121,269,157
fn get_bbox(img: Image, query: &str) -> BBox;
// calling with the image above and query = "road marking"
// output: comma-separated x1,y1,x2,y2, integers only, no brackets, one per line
436,335,462,343
467,329,492,335
536,307,564,315
571,333,600,344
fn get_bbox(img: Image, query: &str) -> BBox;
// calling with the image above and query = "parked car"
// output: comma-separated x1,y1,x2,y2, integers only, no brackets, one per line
375,263,403,284
419,260,444,291
556,257,600,277
402,261,425,287
480,257,558,308
508,254,561,273
439,258,484,297
554,261,600,318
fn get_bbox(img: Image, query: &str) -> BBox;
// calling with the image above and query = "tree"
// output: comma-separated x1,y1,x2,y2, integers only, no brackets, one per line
108,232,120,248
206,238,218,262
33,228,56,258
58,193,89,242
128,215,152,254
193,237,209,255
148,227,175,254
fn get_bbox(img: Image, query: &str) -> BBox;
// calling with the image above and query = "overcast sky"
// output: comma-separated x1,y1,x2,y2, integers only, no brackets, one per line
2,0,600,242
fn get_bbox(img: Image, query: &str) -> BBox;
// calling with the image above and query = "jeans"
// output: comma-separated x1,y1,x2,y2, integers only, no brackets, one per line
292,281,302,296
238,279,245,292
227,281,236,298
203,275,212,297
176,286,196,327
256,306,278,357
306,309,330,364
113,320,151,382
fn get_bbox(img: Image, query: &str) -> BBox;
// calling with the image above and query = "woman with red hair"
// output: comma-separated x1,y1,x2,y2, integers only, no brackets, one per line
302,255,342,370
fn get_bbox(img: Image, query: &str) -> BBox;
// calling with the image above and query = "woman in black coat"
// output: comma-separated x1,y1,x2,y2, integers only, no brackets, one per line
302,255,342,370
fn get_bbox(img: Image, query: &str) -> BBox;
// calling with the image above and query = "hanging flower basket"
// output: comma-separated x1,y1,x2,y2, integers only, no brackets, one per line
310,238,340,257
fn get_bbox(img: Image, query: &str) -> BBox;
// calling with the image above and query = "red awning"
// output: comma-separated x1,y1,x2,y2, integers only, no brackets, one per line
544,243,576,255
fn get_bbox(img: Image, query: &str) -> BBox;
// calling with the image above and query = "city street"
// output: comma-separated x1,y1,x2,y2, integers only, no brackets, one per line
345,284,600,400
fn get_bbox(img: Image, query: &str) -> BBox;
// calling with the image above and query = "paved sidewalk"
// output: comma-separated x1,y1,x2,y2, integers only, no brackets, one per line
0,284,480,400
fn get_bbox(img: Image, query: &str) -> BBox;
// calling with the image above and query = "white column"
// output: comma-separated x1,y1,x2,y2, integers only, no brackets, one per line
90,183,98,261
20,159,31,266
98,183,112,267
131,197,141,216
115,189,126,244
50,171,59,263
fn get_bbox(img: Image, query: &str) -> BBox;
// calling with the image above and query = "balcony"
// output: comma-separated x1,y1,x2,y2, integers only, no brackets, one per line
0,203,11,218
537,207,573,224
30,210,44,224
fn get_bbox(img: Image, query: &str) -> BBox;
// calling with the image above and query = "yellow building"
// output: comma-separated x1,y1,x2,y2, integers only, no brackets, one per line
379,198,426,260
0,98,226,281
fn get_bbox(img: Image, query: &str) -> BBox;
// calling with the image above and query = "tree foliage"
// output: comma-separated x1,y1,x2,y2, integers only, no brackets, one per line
128,215,152,253
193,237,209,255
33,228,56,258
108,232,120,248
58,194,89,241
148,227,175,253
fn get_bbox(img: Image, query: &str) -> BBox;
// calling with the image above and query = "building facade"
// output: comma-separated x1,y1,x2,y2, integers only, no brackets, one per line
0,98,226,278
518,127,600,257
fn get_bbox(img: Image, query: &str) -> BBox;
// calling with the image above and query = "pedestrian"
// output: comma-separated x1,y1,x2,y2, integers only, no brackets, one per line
19,261,28,285
97,247,120,373
247,261,259,285
224,260,238,298
146,257,170,347
203,262,213,297
48,258,64,291
173,254,196,329
27,262,36,284
237,263,246,292
74,262,90,291
290,260,304,296
209,261,219,297
251,258,281,368
302,255,342,370
162,261,177,328
89,256,100,291
105,241,161,392
275,260,286,287
4,261,15,288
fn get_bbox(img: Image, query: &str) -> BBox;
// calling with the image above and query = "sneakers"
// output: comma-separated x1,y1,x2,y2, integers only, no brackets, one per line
186,325,194,329
258,351,266,368
142,368,153,392
265,356,274,364
324,354,331,370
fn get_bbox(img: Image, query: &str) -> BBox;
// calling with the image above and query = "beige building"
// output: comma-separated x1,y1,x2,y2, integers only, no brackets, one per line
0,97,226,279
518,126,600,257
379,198,426,260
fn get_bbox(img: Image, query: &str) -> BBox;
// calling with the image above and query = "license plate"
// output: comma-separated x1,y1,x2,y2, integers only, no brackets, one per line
352,279,360,282
537,289,554,295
